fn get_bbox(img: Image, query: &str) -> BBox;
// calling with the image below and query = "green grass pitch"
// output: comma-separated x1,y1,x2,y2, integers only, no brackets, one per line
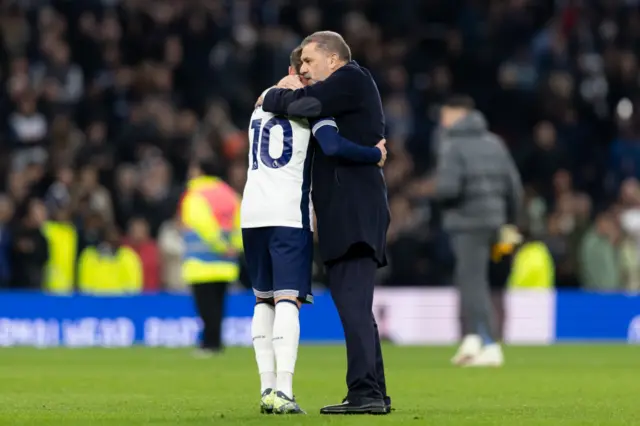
0,345,638,425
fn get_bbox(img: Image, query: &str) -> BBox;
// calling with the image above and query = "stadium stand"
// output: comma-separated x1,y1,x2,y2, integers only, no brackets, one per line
1,0,640,292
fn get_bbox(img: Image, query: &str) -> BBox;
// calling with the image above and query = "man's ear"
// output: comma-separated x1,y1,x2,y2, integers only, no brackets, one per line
329,53,339,69
288,66,296,76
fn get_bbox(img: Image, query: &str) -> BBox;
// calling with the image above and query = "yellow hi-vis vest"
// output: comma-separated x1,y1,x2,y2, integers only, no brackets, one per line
179,176,242,284
78,246,143,295
508,241,554,289
43,221,77,294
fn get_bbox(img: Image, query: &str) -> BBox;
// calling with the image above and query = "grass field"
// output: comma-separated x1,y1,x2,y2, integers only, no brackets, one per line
0,345,638,425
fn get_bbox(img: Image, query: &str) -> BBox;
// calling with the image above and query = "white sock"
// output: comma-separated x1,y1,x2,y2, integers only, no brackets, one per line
272,300,300,399
251,303,276,393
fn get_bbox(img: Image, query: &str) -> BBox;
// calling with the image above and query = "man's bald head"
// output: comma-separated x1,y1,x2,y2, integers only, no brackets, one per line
299,31,351,82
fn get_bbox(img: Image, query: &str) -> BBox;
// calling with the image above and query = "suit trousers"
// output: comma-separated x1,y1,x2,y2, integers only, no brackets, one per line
191,281,228,351
450,230,496,342
326,247,387,402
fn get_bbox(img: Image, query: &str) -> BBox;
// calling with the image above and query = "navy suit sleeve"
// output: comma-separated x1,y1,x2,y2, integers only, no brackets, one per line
311,118,381,164
263,67,360,118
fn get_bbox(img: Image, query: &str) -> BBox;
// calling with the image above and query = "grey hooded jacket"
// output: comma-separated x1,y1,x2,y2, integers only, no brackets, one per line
434,111,523,232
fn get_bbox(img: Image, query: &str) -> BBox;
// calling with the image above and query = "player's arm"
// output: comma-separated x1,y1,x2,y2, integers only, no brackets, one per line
181,192,231,254
311,118,381,164
263,68,360,118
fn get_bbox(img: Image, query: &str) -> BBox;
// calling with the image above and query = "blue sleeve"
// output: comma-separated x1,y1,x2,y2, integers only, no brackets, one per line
311,118,381,164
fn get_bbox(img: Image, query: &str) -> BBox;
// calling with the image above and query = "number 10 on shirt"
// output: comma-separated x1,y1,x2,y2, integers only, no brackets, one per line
250,118,294,170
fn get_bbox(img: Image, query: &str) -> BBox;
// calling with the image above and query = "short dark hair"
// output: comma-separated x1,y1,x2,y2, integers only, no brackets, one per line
443,94,475,110
301,31,352,62
290,46,303,74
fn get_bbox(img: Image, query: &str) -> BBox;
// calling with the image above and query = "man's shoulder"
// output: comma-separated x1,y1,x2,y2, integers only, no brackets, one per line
331,61,368,84
439,135,465,156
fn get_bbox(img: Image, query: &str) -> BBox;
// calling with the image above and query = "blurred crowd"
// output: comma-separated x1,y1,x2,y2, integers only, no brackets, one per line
1,0,640,293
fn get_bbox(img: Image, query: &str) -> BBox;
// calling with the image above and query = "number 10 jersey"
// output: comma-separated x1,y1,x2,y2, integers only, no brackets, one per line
240,105,314,230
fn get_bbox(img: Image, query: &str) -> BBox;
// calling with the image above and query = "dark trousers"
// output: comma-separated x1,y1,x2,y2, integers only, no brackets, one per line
326,252,387,402
191,281,228,351
488,252,512,341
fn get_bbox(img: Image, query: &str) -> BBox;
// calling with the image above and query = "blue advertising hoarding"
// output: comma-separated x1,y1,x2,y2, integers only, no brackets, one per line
0,291,344,347
1,289,640,347
554,292,640,343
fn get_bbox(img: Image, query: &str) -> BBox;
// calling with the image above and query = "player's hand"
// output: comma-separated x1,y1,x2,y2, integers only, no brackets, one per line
255,96,264,108
277,75,304,90
376,139,387,167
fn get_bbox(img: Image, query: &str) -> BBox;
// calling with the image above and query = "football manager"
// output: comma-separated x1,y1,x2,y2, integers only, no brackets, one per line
432,95,523,367
259,31,391,415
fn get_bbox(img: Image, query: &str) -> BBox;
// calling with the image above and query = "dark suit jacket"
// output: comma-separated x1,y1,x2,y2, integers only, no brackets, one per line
263,61,390,266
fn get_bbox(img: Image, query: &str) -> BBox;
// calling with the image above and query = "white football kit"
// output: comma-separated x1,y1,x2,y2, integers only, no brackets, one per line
240,106,314,230
245,93,315,411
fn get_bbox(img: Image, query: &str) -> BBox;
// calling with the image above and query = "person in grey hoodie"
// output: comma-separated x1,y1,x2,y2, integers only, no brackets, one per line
432,95,523,367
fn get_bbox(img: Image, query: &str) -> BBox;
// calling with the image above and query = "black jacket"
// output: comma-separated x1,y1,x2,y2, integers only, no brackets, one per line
10,225,49,290
263,61,390,265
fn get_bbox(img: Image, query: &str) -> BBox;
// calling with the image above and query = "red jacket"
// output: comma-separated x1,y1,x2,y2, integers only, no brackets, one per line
123,238,160,292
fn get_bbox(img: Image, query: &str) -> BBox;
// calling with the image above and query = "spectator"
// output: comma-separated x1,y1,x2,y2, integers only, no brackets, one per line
43,206,77,294
49,115,84,168
124,217,160,292
31,41,84,107
619,178,640,244
579,212,622,291
508,232,555,290
8,92,48,147
77,226,142,295
619,235,640,292
517,122,568,204
385,195,425,286
113,164,140,232
76,121,115,182
136,158,180,237
0,196,15,289
72,165,114,224
0,0,639,290
44,166,73,213
157,215,185,292
10,199,49,290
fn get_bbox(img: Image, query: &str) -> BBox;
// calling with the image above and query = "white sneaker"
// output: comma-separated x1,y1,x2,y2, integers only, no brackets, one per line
451,334,482,366
466,343,504,367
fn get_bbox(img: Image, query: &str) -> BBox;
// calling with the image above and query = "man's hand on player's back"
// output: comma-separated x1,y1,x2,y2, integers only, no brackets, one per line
255,76,306,108
376,139,387,167
267,74,387,167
